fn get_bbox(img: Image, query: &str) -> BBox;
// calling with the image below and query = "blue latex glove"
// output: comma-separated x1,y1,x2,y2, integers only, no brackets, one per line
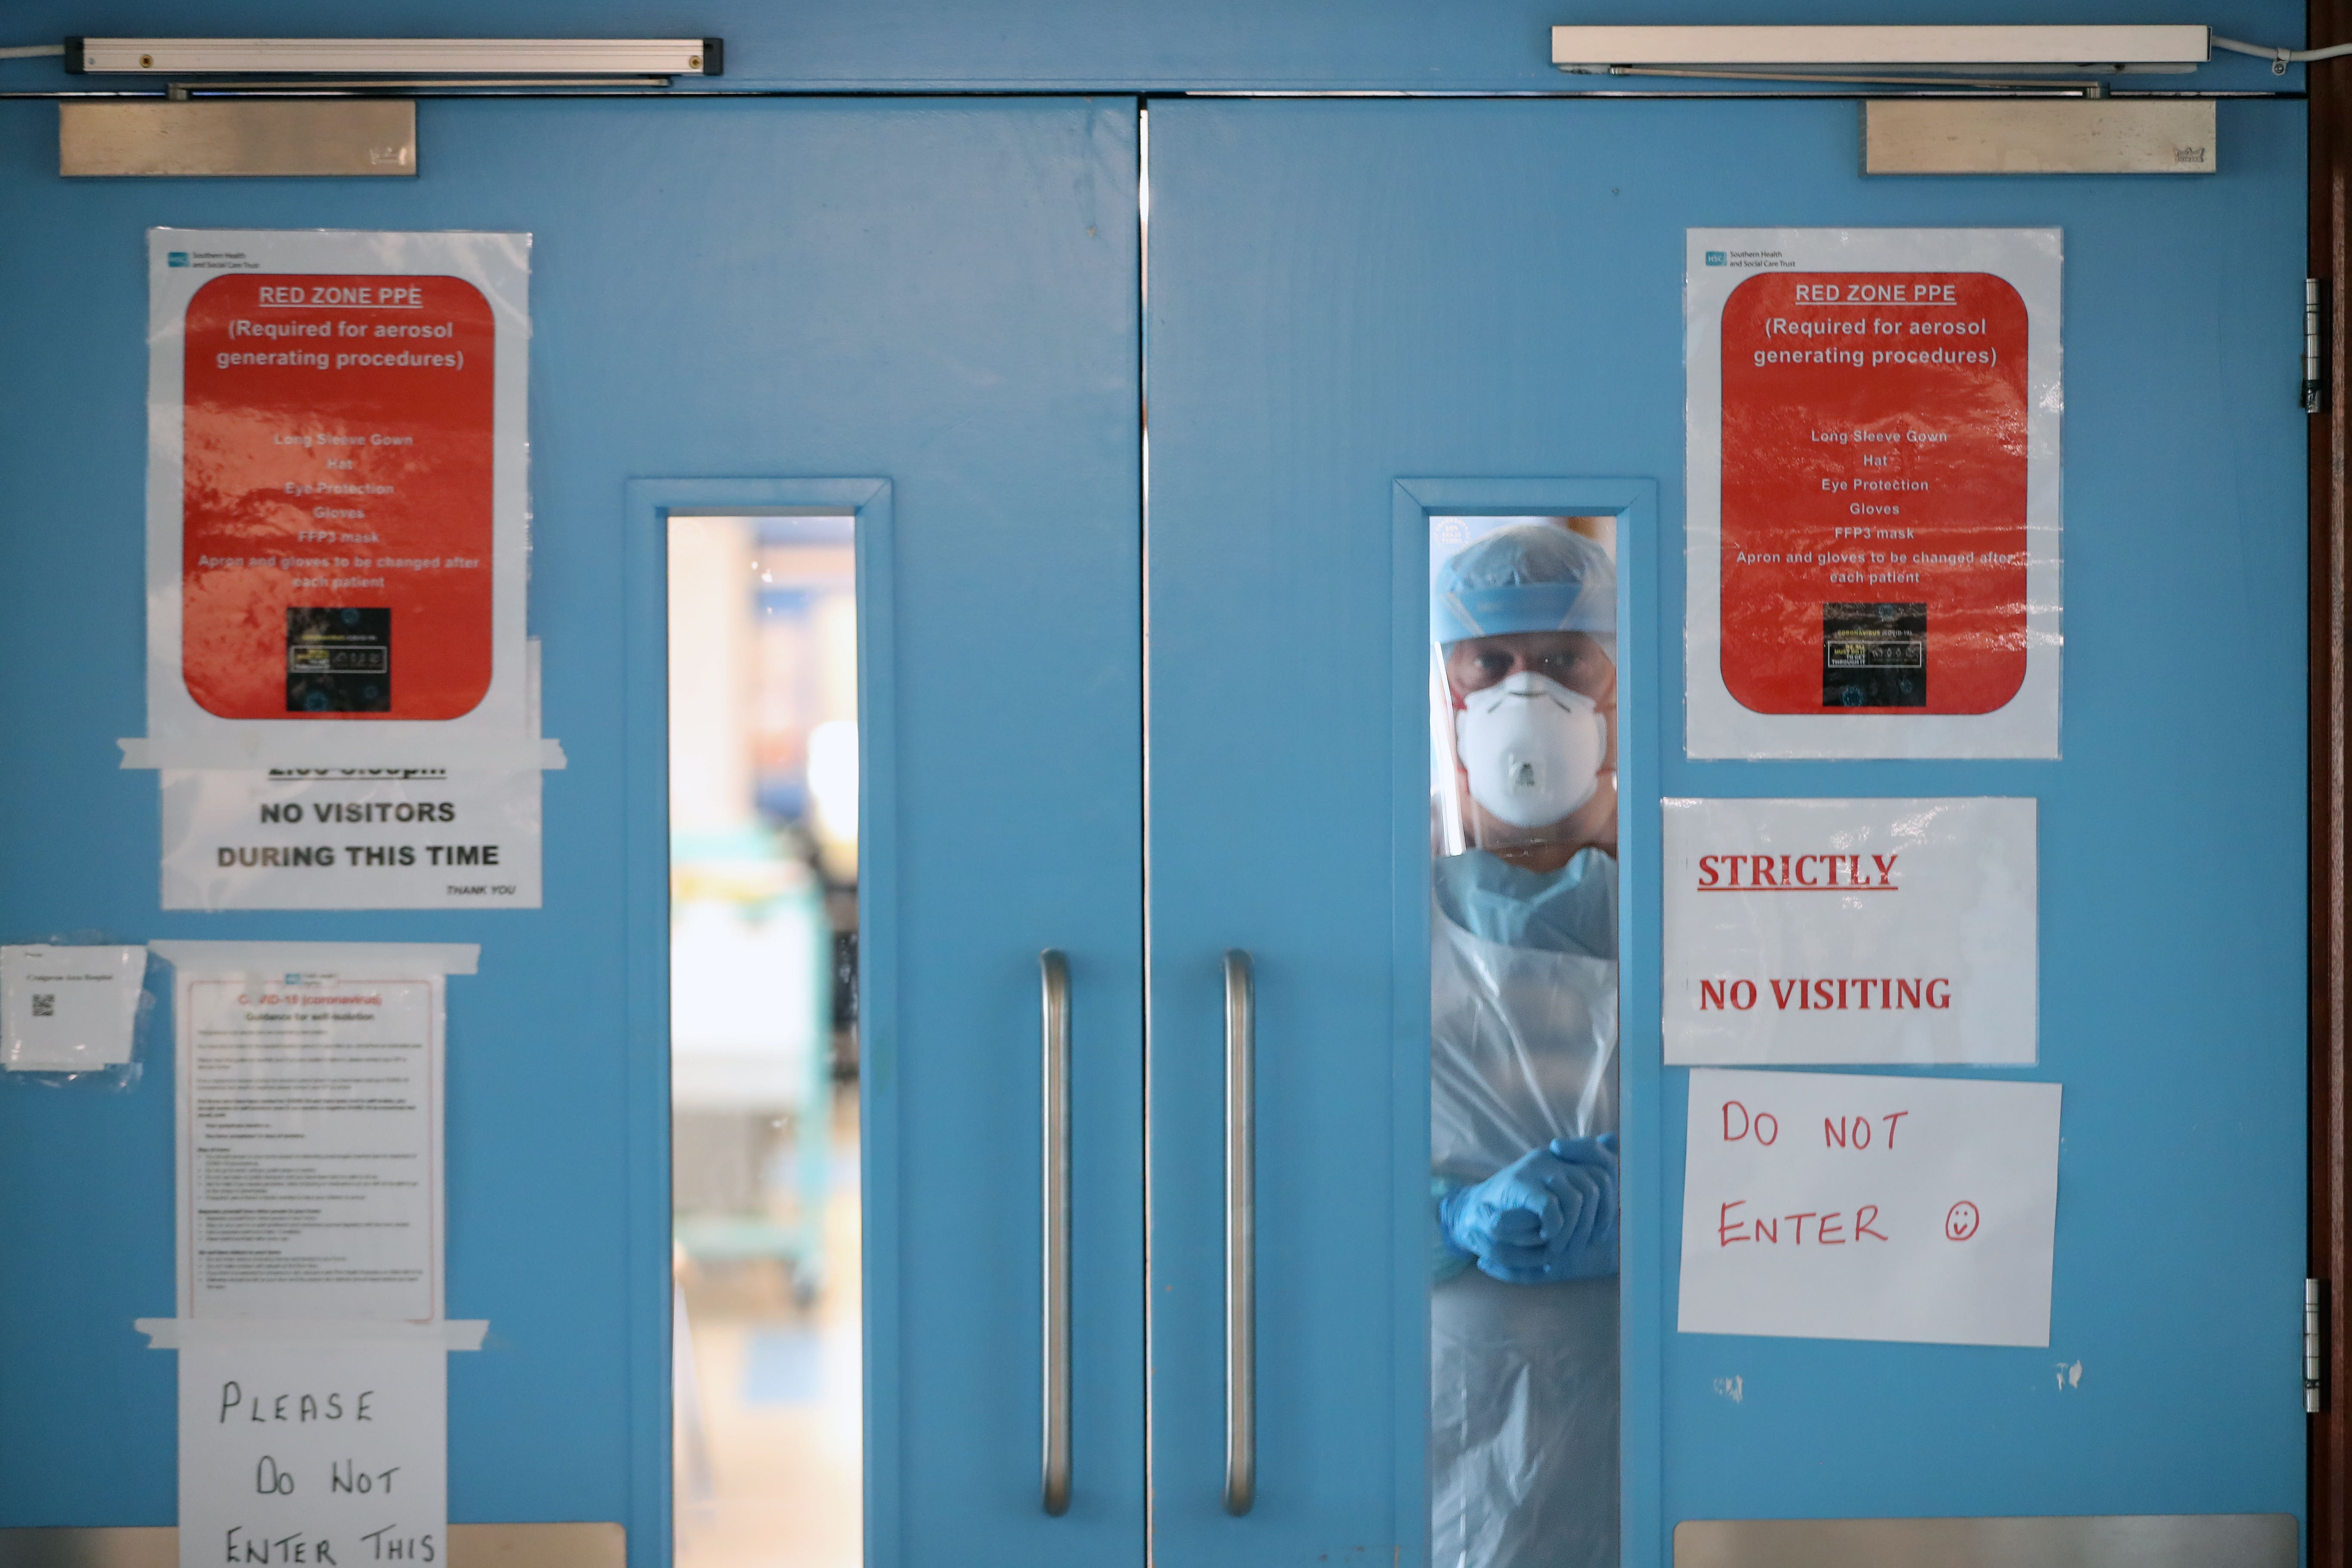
1437,1134,1618,1284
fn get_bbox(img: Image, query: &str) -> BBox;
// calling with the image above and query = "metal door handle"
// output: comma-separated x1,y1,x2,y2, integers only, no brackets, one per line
1041,949,1072,1516
1222,949,1256,1516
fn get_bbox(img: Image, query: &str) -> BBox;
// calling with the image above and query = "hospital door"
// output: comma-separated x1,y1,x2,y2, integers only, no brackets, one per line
0,96,1145,1568
1144,97,2307,1561
0,86,2315,1568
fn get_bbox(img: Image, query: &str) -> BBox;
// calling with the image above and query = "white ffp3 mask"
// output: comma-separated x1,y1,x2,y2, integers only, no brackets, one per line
1453,672,1606,829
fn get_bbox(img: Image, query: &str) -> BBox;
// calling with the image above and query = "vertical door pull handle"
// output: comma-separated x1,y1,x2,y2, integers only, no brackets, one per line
1041,949,1073,1516
1222,949,1257,1516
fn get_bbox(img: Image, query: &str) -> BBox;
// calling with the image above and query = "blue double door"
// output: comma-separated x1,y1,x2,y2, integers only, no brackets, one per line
0,90,2309,1566
1144,95,2307,1564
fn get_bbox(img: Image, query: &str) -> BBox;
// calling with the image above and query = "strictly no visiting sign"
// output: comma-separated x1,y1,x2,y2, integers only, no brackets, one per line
1662,797,2037,1066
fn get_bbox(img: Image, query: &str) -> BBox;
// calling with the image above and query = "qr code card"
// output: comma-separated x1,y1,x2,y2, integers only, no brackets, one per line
2,946,146,1071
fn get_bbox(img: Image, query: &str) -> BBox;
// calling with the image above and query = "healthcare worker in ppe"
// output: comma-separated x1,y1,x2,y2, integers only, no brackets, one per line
1430,521,1620,1568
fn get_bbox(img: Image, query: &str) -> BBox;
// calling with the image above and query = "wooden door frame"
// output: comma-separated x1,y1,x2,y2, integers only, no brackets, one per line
2314,4,2351,1554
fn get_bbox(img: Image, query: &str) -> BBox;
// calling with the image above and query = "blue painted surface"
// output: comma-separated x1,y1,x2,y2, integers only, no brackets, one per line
1146,95,2306,1558
0,97,1145,1567
0,0,2308,94
0,0,2320,1554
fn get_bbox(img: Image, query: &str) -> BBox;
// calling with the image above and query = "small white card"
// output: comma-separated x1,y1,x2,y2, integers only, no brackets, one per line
178,1332,446,1568
0,945,147,1071
1677,1068,2062,1347
1663,797,2037,1065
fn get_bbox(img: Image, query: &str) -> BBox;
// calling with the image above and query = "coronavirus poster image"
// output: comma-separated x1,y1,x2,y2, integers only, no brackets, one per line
135,229,536,770
1685,227,2062,760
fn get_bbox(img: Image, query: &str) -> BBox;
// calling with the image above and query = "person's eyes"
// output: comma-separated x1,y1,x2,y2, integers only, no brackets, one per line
1474,653,1512,679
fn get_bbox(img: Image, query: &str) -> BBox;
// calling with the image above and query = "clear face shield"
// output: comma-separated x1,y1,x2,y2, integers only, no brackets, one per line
1434,628,1618,858
1425,518,1623,1568
1430,519,1620,863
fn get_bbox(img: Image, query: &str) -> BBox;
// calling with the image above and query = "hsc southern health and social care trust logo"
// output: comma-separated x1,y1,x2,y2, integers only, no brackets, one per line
1705,251,1727,266
167,251,189,266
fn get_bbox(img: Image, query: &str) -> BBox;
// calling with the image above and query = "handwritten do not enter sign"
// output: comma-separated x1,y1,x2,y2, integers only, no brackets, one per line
1677,1068,2061,1348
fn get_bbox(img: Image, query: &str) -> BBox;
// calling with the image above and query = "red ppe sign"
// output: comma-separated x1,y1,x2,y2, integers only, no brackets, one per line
181,274,495,720
143,229,534,772
1684,230,2061,761
1719,272,2029,716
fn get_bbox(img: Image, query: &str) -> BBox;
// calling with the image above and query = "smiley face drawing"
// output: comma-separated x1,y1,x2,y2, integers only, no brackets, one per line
1944,1200,1981,1242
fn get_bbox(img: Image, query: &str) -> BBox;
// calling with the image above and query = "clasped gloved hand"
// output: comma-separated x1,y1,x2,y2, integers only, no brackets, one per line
1438,1133,1618,1283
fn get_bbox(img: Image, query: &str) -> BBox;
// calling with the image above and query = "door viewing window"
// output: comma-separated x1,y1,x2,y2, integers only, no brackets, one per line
669,513,862,1568
1427,517,1621,1568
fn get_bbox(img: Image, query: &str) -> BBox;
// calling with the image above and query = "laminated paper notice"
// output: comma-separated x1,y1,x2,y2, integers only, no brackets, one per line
1678,1068,2061,1347
161,767,541,910
138,229,537,770
1663,798,2037,1066
157,942,476,1321
161,640,550,911
1685,228,2061,759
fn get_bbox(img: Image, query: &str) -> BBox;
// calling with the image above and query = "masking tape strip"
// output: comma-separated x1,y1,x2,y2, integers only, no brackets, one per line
118,737,567,770
146,940,480,977
136,1317,488,1350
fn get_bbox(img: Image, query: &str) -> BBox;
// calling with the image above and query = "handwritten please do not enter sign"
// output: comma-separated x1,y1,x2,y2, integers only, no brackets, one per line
1678,1068,2061,1347
178,1334,447,1568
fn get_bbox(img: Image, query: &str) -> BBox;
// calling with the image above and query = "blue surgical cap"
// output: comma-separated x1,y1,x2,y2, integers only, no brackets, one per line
1433,522,1617,646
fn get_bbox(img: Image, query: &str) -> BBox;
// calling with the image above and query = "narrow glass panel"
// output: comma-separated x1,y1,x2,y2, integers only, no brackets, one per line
1427,516,1621,1568
670,514,861,1568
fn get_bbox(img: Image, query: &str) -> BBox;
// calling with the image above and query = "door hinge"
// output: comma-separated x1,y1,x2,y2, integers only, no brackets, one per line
2308,1277,2326,1413
2305,279,2326,414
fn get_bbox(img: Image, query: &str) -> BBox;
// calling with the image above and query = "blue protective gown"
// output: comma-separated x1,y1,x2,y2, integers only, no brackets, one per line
1430,847,1619,1568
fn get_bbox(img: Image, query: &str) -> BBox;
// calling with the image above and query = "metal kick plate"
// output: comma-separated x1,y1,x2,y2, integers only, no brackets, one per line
60,101,416,178
1675,1513,2297,1567
0,1523,621,1567
1863,99,2217,175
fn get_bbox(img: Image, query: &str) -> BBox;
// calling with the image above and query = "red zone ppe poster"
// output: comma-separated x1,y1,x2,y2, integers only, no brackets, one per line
182,273,494,720
1720,271,2027,716
142,230,535,770
1685,230,2061,760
